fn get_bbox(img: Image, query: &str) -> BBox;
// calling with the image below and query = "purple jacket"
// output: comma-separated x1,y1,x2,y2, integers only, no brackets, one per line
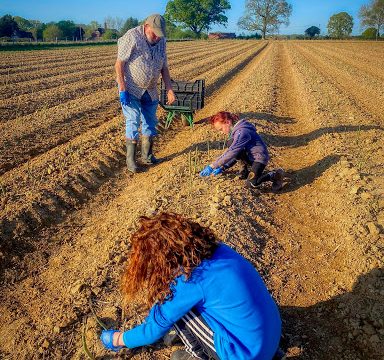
212,120,269,169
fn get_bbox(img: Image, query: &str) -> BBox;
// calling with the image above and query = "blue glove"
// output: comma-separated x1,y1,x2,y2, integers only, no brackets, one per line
100,329,124,352
119,91,130,106
200,165,214,177
212,167,223,176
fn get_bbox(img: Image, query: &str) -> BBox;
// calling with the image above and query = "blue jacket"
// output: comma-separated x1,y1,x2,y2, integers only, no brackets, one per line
212,120,269,169
122,244,281,360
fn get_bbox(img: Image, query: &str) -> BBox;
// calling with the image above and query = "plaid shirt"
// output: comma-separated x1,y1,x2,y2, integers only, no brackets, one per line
117,25,168,101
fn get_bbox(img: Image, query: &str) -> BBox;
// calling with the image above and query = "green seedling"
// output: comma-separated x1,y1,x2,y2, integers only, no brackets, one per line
82,318,95,360
188,150,192,178
88,298,108,330
193,147,198,174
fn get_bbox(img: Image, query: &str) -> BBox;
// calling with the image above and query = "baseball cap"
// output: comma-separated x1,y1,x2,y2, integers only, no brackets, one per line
145,14,166,38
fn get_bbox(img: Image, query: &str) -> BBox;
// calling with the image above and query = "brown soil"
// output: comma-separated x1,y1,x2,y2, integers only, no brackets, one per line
0,40,383,360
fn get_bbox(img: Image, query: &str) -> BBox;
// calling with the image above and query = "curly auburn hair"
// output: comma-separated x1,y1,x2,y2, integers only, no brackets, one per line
209,111,239,125
121,212,218,308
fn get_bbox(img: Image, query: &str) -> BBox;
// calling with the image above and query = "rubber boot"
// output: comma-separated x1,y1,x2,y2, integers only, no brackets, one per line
170,350,200,360
271,168,284,191
141,136,159,164
126,140,138,173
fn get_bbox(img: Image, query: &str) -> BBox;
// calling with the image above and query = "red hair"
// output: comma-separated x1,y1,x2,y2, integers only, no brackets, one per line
209,111,239,125
121,213,218,308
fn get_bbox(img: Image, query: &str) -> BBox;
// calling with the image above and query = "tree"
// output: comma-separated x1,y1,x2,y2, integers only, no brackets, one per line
359,0,384,40
305,26,320,38
88,21,101,30
13,16,33,31
104,16,115,30
163,19,198,38
115,18,124,33
237,32,262,39
0,14,19,37
327,12,354,39
165,0,231,38
238,0,292,40
103,16,121,30
84,21,101,39
120,17,139,34
56,20,77,39
102,29,119,39
30,20,45,40
43,24,63,41
361,27,378,38
12,17,46,40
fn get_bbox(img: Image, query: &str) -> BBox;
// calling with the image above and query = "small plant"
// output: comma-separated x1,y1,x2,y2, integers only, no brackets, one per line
82,317,95,360
188,146,204,186
193,146,198,174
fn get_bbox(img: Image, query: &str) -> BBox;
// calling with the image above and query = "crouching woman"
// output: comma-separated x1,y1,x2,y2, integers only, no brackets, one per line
100,212,284,360
200,112,284,191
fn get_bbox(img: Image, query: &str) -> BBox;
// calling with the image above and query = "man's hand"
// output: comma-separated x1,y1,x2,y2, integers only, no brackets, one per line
100,330,124,352
200,165,214,177
119,91,130,106
166,89,176,105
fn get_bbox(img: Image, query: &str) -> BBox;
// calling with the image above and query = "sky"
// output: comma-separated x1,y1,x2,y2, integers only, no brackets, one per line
0,0,370,35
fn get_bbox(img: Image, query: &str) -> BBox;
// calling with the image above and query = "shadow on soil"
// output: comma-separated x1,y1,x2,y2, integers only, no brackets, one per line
262,124,383,148
159,127,343,194
281,154,341,193
280,267,384,359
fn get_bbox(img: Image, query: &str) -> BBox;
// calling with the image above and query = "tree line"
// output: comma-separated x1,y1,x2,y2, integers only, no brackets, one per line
0,16,140,41
0,0,383,41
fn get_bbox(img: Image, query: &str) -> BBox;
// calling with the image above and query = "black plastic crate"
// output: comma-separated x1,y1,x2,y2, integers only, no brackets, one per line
160,79,205,110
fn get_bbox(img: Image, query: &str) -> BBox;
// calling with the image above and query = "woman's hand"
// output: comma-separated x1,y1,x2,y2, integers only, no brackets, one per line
100,329,124,351
200,165,214,177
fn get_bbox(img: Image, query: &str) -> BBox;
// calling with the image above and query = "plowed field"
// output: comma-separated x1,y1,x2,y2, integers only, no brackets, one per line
0,40,383,360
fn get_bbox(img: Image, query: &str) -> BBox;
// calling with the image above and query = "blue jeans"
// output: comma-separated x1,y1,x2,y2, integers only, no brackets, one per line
121,91,159,140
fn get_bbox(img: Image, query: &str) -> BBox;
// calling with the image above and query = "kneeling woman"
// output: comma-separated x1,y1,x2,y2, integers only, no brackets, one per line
100,213,284,360
200,111,284,191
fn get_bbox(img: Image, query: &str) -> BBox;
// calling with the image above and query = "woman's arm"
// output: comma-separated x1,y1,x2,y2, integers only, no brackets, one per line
119,277,204,349
212,130,251,169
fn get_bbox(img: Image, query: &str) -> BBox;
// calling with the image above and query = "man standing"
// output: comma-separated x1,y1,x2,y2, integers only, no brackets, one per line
115,14,176,173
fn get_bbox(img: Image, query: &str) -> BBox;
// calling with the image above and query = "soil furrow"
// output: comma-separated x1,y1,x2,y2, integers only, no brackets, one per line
302,43,384,81
0,41,267,249
266,42,383,360
0,41,252,102
292,43,384,123
0,39,273,360
0,42,264,175
0,51,115,76
0,74,116,121
1,41,382,360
